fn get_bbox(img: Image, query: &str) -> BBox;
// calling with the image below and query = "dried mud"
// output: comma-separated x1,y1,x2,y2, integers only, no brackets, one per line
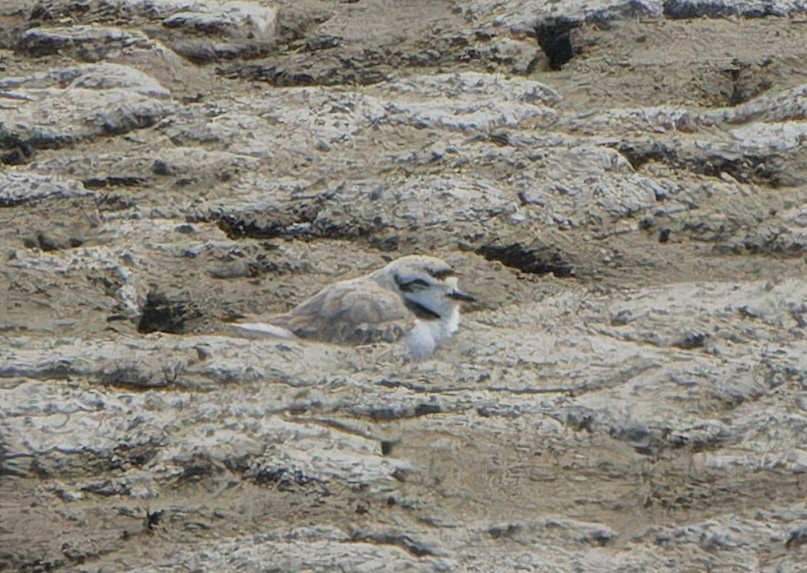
1,1,807,571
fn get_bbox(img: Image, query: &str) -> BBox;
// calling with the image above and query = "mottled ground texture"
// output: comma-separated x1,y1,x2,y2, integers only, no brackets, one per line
1,0,807,571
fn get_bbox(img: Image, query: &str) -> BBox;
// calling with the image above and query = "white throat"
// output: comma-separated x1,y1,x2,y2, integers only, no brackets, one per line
404,306,461,359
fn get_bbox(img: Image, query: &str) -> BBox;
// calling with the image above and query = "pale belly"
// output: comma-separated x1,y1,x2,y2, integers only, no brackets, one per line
404,307,460,359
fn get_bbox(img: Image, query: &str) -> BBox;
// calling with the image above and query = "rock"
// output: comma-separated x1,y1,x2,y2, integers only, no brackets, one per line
16,25,152,60
162,1,278,61
1,63,175,149
385,71,561,130
162,1,277,42
725,83,807,123
0,172,93,207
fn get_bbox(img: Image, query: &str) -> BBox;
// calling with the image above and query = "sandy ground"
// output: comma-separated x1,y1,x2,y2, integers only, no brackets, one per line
1,1,807,571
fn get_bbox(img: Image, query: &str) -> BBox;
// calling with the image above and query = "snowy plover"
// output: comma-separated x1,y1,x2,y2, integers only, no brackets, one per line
233,255,475,358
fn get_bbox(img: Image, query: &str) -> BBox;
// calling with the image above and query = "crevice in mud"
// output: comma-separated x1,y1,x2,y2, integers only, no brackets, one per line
663,0,741,19
662,0,786,19
96,193,137,211
721,60,774,106
671,331,710,350
214,213,290,240
246,464,332,496
113,441,161,468
476,241,575,277
302,34,342,53
349,530,441,558
83,176,147,189
216,56,389,87
207,251,285,280
534,17,580,70
613,142,791,188
168,41,274,65
137,291,203,334
175,453,228,482
357,401,450,422
211,210,384,243
100,363,174,389
608,424,668,456
715,236,807,256
0,130,34,165
22,231,84,252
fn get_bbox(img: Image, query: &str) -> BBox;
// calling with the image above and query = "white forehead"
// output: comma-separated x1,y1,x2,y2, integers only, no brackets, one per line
389,255,452,273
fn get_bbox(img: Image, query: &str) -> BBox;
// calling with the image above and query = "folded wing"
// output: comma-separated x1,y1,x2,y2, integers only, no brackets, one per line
287,278,414,345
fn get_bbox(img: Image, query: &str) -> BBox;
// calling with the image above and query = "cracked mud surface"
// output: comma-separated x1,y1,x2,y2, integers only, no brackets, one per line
1,1,807,571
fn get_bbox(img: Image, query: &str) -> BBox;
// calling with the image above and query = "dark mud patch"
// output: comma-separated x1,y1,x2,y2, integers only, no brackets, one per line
477,240,575,277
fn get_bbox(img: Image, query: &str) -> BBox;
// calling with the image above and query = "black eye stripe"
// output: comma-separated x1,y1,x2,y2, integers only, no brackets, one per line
398,277,430,291
429,269,454,279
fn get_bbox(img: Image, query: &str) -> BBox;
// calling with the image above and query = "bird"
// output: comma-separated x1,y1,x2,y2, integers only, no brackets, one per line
230,255,475,359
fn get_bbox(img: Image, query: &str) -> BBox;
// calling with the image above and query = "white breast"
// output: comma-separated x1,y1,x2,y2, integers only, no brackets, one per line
404,307,461,359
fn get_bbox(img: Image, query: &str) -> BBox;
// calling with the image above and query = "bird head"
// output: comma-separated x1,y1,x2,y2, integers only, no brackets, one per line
374,255,475,320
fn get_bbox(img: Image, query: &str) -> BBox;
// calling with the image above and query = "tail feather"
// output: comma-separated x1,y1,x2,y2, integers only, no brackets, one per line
224,322,296,339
